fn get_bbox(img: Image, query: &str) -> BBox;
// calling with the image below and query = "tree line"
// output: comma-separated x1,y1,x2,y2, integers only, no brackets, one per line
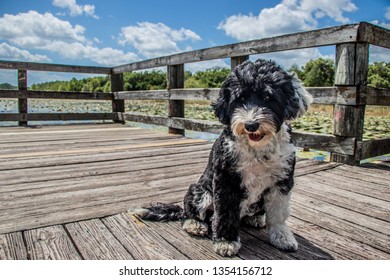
1,58,388,91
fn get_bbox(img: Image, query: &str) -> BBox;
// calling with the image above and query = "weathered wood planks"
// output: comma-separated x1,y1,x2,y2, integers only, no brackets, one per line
0,124,389,260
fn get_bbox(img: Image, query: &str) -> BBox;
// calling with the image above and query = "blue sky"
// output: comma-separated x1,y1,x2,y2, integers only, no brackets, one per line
0,0,389,85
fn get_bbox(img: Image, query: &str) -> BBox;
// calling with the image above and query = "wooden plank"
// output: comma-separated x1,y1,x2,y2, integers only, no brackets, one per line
18,69,27,126
113,90,169,100
292,131,355,155
102,213,188,259
65,219,133,260
148,221,233,260
291,199,390,254
0,60,111,74
361,86,390,106
0,138,206,159
168,64,185,135
0,113,114,122
0,152,208,186
358,21,390,49
0,174,197,233
357,138,390,160
0,89,112,100
296,175,390,221
0,142,212,170
121,113,224,134
111,73,125,123
23,225,82,260
241,226,335,260
169,88,219,101
309,170,390,202
112,23,361,73
0,232,28,260
288,216,390,259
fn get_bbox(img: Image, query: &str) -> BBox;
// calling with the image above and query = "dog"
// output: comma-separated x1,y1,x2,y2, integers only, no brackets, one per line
132,59,312,257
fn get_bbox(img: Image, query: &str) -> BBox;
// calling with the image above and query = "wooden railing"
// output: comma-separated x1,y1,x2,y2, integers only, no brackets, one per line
0,22,389,165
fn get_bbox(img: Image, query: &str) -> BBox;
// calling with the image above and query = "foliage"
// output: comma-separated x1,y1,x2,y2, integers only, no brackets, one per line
288,58,335,87
185,67,230,88
367,62,390,89
124,70,166,91
0,83,17,89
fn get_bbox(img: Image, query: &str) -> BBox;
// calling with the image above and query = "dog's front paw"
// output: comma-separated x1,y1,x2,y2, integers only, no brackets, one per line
182,219,209,236
269,224,298,252
213,239,241,257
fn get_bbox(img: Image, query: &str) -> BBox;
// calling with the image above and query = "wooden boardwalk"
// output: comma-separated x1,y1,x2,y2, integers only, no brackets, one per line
0,124,389,260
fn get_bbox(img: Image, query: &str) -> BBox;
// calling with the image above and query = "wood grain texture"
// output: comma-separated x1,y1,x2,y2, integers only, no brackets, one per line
0,232,28,260
23,225,82,260
65,219,133,260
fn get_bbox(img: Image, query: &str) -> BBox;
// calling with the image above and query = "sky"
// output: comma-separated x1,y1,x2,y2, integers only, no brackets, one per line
0,0,389,85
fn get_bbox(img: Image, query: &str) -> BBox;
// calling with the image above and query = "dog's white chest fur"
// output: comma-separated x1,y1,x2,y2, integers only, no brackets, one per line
230,124,295,218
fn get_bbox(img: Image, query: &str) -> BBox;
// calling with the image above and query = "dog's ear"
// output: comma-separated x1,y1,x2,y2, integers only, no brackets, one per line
212,84,231,125
285,74,313,120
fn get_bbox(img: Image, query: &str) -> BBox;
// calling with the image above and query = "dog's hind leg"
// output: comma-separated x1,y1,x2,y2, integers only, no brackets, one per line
264,189,298,252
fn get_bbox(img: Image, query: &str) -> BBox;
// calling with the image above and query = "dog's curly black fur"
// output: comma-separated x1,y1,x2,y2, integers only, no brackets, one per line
132,59,312,257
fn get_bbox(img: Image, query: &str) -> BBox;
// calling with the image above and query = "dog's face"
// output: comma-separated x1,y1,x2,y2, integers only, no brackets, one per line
212,59,312,147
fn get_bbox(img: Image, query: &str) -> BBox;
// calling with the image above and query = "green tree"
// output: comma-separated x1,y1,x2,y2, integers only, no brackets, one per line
368,62,390,88
302,58,335,87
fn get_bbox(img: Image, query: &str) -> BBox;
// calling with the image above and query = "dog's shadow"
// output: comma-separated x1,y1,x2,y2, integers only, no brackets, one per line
238,226,334,260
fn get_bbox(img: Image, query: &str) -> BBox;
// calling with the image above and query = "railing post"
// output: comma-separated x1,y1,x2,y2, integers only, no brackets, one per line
111,73,125,124
18,69,28,126
231,55,249,69
167,64,185,135
331,43,368,165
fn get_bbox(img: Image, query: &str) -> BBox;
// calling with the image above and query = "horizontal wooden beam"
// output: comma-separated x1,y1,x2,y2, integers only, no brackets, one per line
112,23,362,73
0,113,114,122
291,132,355,155
361,86,390,106
358,22,390,49
113,90,169,100
0,90,112,100
120,113,223,134
0,60,111,74
357,138,390,160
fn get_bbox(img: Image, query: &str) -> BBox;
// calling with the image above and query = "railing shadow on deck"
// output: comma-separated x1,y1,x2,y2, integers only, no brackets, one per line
0,21,389,165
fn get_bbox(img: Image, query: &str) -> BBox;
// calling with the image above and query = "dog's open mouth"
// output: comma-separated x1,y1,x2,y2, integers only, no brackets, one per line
248,133,264,142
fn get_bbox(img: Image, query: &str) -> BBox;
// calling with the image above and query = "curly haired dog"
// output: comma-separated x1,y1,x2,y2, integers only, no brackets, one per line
132,59,312,257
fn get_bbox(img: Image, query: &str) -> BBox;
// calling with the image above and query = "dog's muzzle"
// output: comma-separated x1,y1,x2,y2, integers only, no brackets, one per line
244,122,263,142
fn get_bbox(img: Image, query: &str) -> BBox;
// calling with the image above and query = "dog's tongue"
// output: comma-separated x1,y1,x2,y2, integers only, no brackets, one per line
249,133,262,142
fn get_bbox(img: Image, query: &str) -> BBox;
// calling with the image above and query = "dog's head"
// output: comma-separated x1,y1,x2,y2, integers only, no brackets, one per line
212,59,312,147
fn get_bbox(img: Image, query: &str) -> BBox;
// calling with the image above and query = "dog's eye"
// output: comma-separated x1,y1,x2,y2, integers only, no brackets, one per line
264,95,270,101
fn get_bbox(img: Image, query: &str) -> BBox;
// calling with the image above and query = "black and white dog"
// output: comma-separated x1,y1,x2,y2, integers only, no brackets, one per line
133,59,312,257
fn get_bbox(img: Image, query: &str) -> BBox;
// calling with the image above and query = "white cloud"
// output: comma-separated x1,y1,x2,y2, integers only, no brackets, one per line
369,46,390,63
0,11,86,48
218,0,358,41
119,22,201,58
52,0,99,19
385,7,390,21
48,42,139,66
0,43,52,63
0,11,138,66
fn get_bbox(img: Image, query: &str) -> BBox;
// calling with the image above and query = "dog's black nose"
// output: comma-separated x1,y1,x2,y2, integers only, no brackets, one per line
244,122,259,132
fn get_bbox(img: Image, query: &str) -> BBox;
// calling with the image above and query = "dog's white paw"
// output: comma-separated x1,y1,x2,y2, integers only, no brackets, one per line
182,219,209,236
269,224,298,251
213,240,241,257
